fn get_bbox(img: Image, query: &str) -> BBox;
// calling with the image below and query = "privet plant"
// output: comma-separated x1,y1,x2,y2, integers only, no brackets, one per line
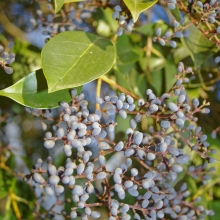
0,0,220,219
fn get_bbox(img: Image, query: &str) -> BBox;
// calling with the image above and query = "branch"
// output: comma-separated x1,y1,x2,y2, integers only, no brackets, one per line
0,12,28,42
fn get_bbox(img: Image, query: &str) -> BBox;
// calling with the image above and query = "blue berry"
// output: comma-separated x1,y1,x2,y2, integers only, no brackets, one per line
168,3,176,9
156,28,161,37
168,102,178,112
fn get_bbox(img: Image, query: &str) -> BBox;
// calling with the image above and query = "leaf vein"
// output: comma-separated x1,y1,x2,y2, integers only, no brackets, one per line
50,37,102,91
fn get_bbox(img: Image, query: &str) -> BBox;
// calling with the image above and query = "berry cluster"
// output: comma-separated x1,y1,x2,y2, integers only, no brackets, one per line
24,62,216,219
0,45,15,74
153,19,191,48
30,2,95,42
188,162,216,186
195,0,220,34
162,0,220,47
112,5,134,36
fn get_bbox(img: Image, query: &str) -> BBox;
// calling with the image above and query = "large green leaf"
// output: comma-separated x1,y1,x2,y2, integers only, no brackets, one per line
0,69,82,109
123,0,158,22
41,31,115,93
182,25,219,69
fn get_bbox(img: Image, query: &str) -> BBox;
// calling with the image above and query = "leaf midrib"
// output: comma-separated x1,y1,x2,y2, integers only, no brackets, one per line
0,89,47,96
49,37,102,92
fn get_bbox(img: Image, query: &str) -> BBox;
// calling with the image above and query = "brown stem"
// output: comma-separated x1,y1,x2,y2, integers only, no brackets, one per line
0,12,27,42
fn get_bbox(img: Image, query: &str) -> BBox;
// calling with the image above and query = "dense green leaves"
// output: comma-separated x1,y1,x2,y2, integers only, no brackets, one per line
123,0,158,22
41,31,115,93
182,25,219,69
0,69,81,108
116,35,142,64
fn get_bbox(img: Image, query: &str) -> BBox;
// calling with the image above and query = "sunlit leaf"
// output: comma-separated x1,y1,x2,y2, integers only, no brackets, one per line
0,69,82,109
123,0,158,22
41,31,115,93
54,0,64,13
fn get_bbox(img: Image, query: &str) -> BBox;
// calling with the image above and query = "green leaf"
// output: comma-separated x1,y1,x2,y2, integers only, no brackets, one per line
41,31,115,93
5,152,16,170
114,67,133,92
148,57,165,71
181,25,219,69
117,63,136,76
0,211,17,220
94,8,118,37
165,55,178,91
54,0,64,13
170,7,181,21
116,35,142,65
128,69,147,98
0,69,82,109
208,201,220,220
135,21,168,37
186,88,200,99
123,0,158,22
135,23,155,36
64,0,85,2
150,69,163,96
173,46,190,64
11,39,41,84
0,169,15,200
54,0,85,13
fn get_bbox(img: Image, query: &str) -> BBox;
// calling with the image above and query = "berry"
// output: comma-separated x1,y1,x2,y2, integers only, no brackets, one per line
156,28,161,37
168,102,178,112
168,3,176,9
170,40,177,48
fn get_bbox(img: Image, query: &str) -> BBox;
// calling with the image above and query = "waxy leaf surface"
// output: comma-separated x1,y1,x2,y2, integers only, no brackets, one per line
123,0,158,22
41,31,115,93
0,69,81,109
